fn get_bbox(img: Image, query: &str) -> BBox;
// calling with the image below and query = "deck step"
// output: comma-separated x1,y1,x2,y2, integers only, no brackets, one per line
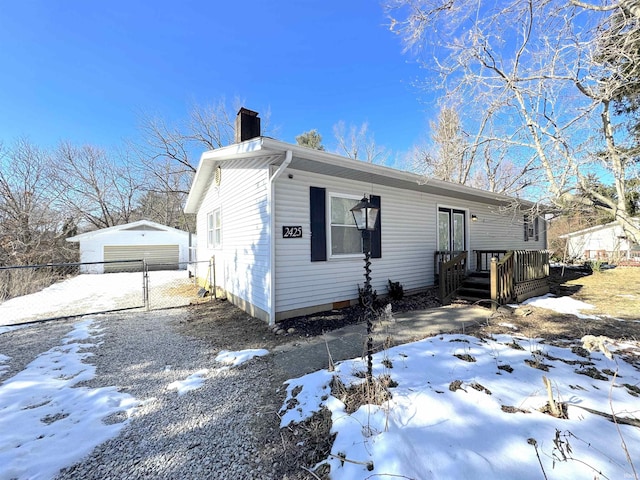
467,271,490,279
455,271,491,302
462,277,490,288
457,286,490,298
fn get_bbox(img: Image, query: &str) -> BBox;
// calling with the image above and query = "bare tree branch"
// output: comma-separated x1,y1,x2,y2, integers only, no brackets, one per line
386,0,640,243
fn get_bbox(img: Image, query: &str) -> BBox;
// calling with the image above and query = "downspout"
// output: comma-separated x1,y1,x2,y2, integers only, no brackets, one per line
267,150,293,326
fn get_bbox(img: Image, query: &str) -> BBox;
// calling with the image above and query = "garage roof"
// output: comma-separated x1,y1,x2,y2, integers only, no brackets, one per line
66,220,189,242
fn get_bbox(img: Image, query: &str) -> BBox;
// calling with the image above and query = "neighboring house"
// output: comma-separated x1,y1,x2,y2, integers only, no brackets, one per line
560,220,640,262
184,109,547,324
66,220,194,273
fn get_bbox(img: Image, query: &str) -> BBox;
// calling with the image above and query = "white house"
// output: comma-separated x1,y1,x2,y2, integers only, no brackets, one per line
66,220,193,273
560,220,640,262
184,109,547,324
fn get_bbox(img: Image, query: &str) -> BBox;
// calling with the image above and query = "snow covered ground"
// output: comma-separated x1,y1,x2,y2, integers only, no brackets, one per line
0,271,195,326
0,315,271,479
280,295,640,480
1,289,638,479
0,319,139,480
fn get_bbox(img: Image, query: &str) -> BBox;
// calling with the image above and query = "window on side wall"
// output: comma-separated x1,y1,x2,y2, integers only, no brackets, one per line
207,209,221,248
524,214,539,242
329,194,362,256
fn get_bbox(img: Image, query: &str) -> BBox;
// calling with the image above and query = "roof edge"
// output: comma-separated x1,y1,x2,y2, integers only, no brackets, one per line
559,219,640,239
184,137,543,213
66,220,190,242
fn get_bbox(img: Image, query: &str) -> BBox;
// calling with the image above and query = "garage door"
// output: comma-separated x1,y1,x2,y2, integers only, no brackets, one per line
103,245,179,272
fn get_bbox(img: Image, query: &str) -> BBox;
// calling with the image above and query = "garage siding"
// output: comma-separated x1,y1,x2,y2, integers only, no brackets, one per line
103,245,179,272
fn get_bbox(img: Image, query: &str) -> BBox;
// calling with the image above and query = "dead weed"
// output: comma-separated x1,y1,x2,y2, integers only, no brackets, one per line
330,376,393,414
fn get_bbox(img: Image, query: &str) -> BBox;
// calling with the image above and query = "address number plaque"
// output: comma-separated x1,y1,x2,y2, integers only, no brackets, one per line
282,226,302,238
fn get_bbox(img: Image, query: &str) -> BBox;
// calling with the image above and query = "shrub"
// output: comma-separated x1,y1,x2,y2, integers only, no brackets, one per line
387,279,404,300
584,260,605,273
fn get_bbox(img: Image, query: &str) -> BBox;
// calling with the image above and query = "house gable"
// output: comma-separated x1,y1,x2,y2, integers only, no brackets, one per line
122,224,165,232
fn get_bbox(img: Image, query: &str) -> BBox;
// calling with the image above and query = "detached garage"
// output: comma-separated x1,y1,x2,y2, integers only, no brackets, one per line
67,220,193,273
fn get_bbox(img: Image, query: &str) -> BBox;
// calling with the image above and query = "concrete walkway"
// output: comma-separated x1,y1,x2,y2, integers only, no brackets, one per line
272,305,492,380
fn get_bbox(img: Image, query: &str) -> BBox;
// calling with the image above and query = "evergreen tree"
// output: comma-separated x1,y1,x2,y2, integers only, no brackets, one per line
295,129,325,150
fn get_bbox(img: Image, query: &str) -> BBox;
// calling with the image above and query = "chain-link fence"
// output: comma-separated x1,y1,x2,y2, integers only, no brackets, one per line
0,259,215,326
144,261,214,310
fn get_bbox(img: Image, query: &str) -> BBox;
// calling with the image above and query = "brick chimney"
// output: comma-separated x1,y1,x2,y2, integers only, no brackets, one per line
235,108,261,143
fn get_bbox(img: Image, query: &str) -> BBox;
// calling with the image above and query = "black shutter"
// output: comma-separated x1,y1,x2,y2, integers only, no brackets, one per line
371,195,381,258
310,187,327,261
534,217,539,242
523,214,529,242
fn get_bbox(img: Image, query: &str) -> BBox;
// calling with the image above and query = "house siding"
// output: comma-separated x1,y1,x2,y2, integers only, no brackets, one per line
566,224,630,259
273,169,547,318
195,158,271,318
465,203,547,268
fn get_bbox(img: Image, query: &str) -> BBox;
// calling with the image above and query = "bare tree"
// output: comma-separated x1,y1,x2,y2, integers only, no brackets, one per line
138,100,236,177
333,121,389,164
133,158,194,231
54,142,140,229
387,0,640,242
133,99,273,232
136,98,273,176
0,139,73,265
414,104,534,194
415,106,474,183
430,106,472,183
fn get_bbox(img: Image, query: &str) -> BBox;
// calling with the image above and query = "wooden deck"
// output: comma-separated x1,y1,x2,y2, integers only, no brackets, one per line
437,249,550,308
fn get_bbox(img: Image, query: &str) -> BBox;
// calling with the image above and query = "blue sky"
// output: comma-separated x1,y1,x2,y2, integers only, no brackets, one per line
0,1,431,162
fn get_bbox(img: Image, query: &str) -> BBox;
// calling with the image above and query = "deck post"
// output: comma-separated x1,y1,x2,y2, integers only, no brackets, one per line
490,257,498,311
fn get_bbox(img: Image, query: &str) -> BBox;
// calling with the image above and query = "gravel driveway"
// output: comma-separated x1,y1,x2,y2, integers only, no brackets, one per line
0,309,289,480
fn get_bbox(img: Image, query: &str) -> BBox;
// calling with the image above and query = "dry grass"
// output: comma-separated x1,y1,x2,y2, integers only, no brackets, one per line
563,267,640,320
160,282,200,298
330,376,393,415
473,266,640,342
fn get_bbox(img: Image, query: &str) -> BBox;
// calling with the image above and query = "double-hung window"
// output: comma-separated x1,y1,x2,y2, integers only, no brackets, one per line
207,209,221,248
330,194,362,256
524,214,539,242
310,187,381,261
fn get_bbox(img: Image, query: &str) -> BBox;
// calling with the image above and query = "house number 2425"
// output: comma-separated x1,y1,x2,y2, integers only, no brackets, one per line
282,226,302,238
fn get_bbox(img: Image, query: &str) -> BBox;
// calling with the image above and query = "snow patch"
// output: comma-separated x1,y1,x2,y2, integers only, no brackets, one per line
167,369,209,396
215,348,269,367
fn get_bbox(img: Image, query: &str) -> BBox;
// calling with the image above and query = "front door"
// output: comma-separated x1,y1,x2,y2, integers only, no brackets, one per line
438,207,466,253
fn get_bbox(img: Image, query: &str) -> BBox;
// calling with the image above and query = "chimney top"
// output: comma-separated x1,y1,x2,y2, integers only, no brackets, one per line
235,107,261,143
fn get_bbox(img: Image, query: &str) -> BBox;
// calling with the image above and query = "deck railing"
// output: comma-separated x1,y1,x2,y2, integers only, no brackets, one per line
490,251,514,307
434,250,466,278
490,250,550,309
513,249,549,283
474,250,508,272
439,251,467,305
436,249,549,307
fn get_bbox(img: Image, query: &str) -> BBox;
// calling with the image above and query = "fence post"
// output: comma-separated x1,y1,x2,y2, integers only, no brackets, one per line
143,260,150,311
209,256,216,300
